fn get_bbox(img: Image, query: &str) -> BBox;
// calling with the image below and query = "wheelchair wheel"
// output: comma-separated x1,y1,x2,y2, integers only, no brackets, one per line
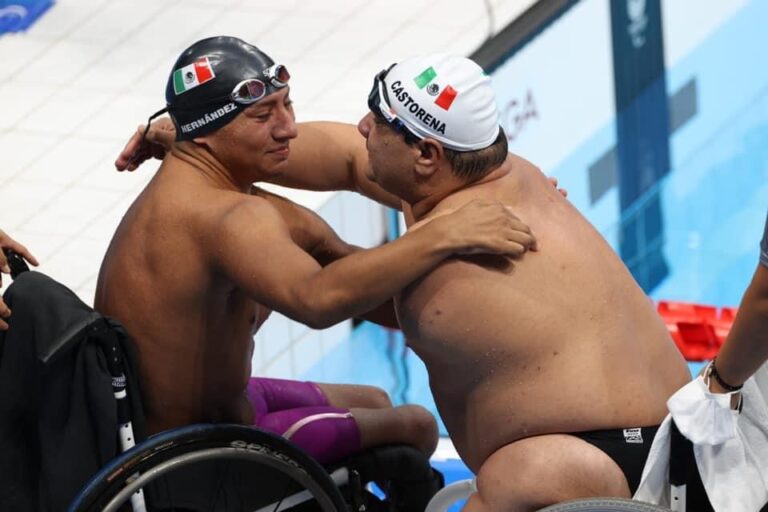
68,424,349,512
537,498,672,511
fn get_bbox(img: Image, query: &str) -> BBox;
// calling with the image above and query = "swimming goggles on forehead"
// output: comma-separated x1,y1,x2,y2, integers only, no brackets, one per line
367,65,422,144
230,63,291,104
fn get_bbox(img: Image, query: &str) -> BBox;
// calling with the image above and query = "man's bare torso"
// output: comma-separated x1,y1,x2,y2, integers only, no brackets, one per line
396,154,690,472
95,159,314,434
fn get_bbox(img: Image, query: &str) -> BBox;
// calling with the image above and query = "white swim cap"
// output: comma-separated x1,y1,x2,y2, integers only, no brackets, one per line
376,54,500,152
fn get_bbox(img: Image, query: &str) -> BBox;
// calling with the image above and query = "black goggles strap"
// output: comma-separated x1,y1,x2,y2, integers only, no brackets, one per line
141,107,169,142
129,107,169,165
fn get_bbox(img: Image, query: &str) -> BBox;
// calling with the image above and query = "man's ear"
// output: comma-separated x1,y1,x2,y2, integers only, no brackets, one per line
414,138,444,178
192,135,209,146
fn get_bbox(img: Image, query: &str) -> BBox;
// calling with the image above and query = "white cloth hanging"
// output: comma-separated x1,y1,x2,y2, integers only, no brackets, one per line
634,362,768,512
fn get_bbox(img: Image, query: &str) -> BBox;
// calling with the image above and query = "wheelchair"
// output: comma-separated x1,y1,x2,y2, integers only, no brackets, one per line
0,250,442,512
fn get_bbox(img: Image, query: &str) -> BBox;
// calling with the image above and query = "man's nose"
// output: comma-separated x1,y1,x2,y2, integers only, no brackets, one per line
357,112,373,138
274,105,298,139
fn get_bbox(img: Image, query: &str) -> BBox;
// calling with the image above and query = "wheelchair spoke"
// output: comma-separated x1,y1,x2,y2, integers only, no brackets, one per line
68,424,348,512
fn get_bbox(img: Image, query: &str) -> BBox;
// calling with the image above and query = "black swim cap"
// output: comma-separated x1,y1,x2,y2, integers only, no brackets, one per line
162,36,288,141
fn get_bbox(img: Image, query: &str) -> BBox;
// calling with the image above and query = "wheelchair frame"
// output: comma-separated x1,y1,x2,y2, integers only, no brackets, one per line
68,424,349,512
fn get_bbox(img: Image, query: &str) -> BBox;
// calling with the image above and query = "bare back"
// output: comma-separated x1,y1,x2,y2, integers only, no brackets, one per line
396,154,690,471
95,164,258,432
95,158,330,433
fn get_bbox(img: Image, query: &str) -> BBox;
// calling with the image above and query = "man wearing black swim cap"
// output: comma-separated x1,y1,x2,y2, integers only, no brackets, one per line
117,49,695,511
98,36,537,467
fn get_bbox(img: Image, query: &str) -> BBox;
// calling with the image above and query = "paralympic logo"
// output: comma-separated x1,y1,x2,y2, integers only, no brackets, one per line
0,5,28,29
0,0,54,35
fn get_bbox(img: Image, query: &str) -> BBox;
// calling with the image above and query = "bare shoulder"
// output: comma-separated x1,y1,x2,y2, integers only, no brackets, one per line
181,190,286,256
505,151,540,171
249,185,327,229
250,185,307,212
215,191,286,233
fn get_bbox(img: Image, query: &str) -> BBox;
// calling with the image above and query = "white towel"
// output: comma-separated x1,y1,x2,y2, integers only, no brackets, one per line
755,363,768,408
634,363,768,512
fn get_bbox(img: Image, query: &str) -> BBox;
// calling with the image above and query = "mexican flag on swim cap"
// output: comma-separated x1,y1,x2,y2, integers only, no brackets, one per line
172,57,215,95
384,53,500,152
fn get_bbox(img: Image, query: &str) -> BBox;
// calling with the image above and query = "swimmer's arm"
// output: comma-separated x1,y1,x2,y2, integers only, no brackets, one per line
212,202,428,328
115,119,402,207
303,229,401,329
305,227,402,329
266,122,402,209
355,300,400,329
251,186,367,267
708,262,768,392
213,199,529,328
304,232,401,329
252,187,399,327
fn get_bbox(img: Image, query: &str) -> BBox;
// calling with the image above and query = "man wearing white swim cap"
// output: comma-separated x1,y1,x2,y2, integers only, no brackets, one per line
116,51,690,511
357,53,690,510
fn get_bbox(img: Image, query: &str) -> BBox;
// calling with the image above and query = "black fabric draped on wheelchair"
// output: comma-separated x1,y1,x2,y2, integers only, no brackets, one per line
0,251,443,512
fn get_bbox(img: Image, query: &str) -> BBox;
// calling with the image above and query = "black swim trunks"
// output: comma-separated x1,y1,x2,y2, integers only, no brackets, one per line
571,425,660,495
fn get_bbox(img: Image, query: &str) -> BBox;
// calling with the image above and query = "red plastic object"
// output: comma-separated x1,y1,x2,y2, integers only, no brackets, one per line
658,300,738,359
657,301,698,322
676,321,719,361
711,306,738,347
718,306,739,323
665,322,685,351
712,325,730,347
693,304,717,322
